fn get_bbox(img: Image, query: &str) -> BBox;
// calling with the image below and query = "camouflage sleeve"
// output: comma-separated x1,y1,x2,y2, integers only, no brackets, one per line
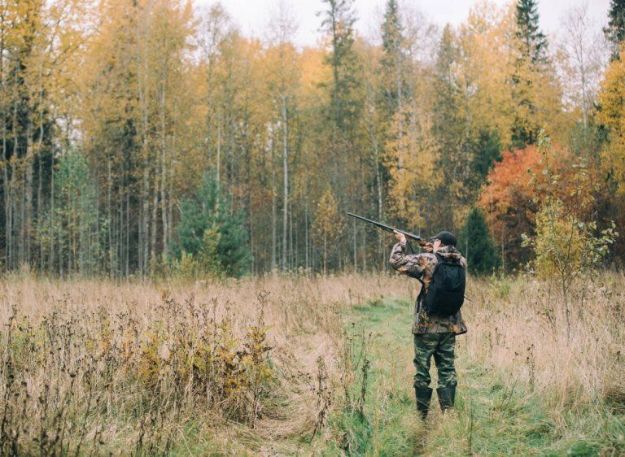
389,242,429,279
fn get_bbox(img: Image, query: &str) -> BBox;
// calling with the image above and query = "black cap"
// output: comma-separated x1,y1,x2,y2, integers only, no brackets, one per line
430,231,457,247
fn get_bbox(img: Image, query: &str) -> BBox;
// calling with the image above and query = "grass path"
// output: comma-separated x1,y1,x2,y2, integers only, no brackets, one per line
319,298,620,457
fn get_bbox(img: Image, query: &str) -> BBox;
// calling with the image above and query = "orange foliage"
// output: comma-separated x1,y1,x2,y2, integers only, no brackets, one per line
478,144,598,267
478,146,542,266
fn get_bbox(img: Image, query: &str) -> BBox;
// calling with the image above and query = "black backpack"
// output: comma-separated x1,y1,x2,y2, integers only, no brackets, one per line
423,254,466,317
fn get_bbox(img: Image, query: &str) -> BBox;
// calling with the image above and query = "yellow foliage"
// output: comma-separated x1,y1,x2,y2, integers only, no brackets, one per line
458,1,565,147
597,46,625,133
385,104,437,227
313,189,343,246
459,1,517,146
597,45,625,196
532,199,584,280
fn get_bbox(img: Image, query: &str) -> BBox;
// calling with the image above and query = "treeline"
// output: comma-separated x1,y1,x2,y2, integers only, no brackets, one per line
1,0,624,277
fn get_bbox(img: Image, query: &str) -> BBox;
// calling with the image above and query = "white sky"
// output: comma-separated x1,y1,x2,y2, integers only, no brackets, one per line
194,0,611,48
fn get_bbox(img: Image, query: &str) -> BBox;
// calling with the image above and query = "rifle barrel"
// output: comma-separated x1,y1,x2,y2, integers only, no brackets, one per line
347,212,422,242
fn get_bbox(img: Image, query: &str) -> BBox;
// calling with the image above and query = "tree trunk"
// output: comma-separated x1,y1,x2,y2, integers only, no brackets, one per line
304,196,309,271
150,172,158,273
140,168,148,275
107,159,113,276
281,95,288,271
271,134,277,272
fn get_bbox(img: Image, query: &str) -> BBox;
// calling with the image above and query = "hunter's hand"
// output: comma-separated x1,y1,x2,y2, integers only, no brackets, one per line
393,230,407,244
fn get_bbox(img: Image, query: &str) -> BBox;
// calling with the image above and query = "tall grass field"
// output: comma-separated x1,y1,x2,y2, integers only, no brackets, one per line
0,273,623,456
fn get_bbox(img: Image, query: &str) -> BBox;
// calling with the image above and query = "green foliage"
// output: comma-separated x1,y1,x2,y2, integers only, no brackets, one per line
173,172,250,277
604,0,625,60
459,207,501,275
379,0,407,118
511,0,551,148
568,121,607,158
524,198,617,281
515,0,548,65
320,0,362,131
470,129,502,186
37,151,101,275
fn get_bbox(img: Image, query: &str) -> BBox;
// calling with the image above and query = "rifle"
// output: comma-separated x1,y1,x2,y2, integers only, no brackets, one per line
347,212,424,244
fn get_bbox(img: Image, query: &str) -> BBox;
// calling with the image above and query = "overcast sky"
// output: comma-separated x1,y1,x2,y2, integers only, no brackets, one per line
195,0,611,47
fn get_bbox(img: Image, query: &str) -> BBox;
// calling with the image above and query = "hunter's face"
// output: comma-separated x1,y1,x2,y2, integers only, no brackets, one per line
433,239,442,251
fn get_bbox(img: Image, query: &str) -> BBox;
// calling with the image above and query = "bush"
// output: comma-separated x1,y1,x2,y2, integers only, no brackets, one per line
523,197,617,338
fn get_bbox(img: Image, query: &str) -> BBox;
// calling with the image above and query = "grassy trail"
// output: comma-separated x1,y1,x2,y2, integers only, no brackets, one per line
321,298,619,457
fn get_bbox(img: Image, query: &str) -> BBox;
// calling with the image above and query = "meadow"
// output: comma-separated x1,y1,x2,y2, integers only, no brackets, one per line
0,272,623,456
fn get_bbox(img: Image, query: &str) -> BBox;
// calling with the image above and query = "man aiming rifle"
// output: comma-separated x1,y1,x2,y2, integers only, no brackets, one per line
348,213,467,420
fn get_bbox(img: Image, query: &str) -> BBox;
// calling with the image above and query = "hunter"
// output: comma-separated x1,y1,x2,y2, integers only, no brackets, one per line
390,230,467,419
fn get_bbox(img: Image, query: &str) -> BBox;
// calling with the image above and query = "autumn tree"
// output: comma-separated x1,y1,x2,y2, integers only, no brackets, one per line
430,25,468,229
266,3,300,272
0,0,84,272
313,188,343,274
524,197,616,339
478,138,600,269
597,46,625,257
1,0,624,275
80,0,195,276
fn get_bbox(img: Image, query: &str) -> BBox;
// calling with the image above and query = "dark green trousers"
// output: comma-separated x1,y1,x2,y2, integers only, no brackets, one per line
413,333,457,389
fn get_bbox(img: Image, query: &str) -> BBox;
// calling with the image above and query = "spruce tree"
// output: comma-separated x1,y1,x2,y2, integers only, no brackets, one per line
511,0,548,148
604,0,625,60
320,0,361,132
459,208,500,275
380,0,406,118
470,130,502,186
173,172,251,277
515,0,548,65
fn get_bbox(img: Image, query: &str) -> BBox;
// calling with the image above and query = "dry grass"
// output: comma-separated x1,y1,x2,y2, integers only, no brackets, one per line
0,272,623,455
0,273,411,455
465,274,625,410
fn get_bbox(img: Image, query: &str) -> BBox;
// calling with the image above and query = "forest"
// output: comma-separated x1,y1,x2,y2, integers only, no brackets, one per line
1,2,625,455
1,0,625,277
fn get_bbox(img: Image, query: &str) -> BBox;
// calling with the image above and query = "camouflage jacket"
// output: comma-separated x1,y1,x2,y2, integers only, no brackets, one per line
390,242,468,335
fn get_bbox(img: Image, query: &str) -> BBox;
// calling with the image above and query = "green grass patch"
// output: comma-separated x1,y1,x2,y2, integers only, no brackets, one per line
320,298,625,456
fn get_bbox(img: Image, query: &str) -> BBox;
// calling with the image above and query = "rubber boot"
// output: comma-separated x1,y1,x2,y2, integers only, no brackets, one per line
437,386,456,413
415,387,433,420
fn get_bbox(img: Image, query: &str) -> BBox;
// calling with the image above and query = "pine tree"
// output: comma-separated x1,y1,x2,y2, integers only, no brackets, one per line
604,0,625,60
459,208,500,275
